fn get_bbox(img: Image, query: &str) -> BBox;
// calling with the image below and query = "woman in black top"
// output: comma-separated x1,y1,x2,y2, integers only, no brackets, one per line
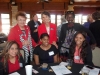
33,33,58,65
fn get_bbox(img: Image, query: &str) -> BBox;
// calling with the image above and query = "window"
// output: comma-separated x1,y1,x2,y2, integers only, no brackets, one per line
57,15,61,26
75,14,87,25
37,14,42,23
51,15,55,24
75,14,82,24
26,14,30,25
82,15,87,24
1,14,10,35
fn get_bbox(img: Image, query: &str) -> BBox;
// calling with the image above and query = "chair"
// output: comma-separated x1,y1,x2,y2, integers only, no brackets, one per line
92,47,100,67
0,42,7,55
20,49,24,59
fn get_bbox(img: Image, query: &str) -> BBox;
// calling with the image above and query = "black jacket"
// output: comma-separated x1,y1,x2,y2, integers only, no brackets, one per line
89,20,100,47
0,56,25,75
58,23,96,52
28,20,41,43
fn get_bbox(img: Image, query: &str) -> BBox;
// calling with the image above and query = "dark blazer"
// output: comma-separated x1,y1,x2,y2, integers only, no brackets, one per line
89,20,100,47
0,56,25,75
69,46,94,66
28,20,41,43
58,23,96,52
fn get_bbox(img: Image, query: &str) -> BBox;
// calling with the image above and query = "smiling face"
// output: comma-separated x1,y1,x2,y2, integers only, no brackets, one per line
75,33,85,47
8,44,18,58
66,14,74,23
42,14,50,23
40,36,49,47
17,16,26,27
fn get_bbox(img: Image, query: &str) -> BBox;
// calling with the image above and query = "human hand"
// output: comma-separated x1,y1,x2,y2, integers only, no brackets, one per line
33,29,38,32
22,40,30,46
52,41,58,49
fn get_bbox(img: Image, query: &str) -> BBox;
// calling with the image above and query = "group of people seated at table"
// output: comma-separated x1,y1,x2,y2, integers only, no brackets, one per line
0,10,96,74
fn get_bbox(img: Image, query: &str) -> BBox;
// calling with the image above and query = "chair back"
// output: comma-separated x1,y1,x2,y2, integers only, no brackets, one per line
92,47,100,67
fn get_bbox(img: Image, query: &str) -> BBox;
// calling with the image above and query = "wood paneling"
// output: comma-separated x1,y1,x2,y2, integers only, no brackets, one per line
16,0,69,2
44,2,65,10
18,2,43,11
0,3,10,12
0,0,9,2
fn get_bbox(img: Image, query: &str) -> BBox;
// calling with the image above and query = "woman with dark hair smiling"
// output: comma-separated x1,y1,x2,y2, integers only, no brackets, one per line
69,31,93,66
0,41,25,75
33,33,58,65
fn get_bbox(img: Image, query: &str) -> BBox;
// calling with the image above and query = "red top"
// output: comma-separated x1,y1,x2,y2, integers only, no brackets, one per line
38,23,57,44
74,46,83,64
8,56,20,73
8,24,36,48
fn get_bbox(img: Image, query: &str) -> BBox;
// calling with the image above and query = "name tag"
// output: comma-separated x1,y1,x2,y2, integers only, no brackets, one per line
49,51,54,56
19,63,23,67
74,56,80,60
34,25,38,27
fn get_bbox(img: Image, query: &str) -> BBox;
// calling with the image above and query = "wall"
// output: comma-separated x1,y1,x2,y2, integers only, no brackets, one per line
0,2,99,27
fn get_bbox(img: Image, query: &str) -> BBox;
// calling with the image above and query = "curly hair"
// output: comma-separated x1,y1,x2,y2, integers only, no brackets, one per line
70,31,89,62
0,41,20,70
92,11,100,20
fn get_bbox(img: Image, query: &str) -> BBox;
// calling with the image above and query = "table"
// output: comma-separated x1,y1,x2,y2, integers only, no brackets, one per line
17,63,84,75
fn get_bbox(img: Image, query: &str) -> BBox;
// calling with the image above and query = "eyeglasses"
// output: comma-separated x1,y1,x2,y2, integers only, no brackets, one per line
66,11,74,14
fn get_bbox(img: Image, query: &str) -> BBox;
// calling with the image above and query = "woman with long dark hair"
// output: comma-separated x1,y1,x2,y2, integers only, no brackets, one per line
69,31,93,66
0,41,25,75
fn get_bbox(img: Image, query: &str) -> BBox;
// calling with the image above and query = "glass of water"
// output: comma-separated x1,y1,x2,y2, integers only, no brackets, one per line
66,59,73,67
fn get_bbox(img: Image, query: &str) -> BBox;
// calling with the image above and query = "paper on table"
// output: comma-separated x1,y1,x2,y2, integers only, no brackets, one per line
89,68,100,75
59,62,68,66
9,72,20,75
79,66,91,74
51,65,72,75
80,65,100,75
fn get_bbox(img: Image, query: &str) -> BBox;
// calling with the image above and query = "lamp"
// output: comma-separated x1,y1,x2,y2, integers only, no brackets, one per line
10,0,16,5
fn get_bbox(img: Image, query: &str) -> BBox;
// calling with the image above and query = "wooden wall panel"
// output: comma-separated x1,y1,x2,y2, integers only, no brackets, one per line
16,0,69,2
74,7,97,14
44,2,65,10
0,0,9,2
0,3,10,12
19,2,43,11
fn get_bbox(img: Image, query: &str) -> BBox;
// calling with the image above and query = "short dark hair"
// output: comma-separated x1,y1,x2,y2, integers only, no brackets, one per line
92,11,100,20
65,11,75,18
41,11,50,18
40,33,49,39
16,11,27,20
32,13,37,18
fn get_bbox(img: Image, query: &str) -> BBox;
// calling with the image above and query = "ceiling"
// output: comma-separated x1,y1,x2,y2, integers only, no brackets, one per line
0,0,99,3
0,0,100,7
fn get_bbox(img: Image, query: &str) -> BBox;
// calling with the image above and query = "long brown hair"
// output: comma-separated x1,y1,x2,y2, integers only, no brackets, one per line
0,41,20,69
70,31,89,62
